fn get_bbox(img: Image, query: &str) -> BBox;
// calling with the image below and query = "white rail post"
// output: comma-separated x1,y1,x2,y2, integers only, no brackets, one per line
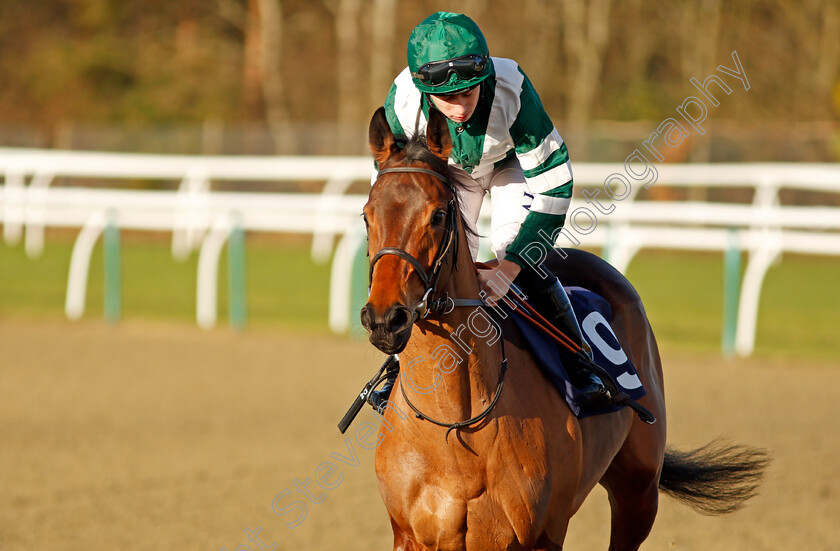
196,214,233,329
607,228,642,274
3,168,25,245
734,240,781,357
311,165,358,264
329,227,366,334
24,170,56,258
734,176,782,357
173,166,210,261
65,211,107,320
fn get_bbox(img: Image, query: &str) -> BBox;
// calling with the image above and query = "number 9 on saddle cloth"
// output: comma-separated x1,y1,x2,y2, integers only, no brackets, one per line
504,285,646,419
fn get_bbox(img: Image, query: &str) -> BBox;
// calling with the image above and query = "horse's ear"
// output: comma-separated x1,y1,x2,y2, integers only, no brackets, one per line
369,107,399,166
426,109,452,161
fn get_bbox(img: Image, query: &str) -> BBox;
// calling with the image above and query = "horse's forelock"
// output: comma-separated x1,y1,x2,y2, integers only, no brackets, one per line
403,135,448,178
398,134,478,240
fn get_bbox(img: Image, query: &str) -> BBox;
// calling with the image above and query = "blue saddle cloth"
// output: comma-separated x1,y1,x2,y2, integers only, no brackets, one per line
499,286,646,418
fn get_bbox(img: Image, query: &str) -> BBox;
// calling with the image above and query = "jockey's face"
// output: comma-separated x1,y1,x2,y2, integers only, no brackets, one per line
429,85,481,124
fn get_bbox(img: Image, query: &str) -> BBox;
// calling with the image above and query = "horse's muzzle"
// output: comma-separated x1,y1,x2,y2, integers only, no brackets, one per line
360,303,414,354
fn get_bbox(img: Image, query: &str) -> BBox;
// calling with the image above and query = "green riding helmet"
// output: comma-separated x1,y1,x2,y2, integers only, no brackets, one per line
407,12,494,94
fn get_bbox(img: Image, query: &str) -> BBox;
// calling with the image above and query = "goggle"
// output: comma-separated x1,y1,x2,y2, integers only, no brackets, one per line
412,54,488,87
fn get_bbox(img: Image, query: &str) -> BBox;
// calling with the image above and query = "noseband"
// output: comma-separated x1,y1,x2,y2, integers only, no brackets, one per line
369,166,481,319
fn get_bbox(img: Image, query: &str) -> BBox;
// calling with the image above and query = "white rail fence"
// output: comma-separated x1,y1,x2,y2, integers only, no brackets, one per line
2,147,839,356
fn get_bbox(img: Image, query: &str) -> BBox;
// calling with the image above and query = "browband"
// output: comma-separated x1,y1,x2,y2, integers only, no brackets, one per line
377,167,451,188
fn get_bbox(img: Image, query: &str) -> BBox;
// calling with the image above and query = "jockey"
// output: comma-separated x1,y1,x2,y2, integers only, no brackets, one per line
370,11,606,409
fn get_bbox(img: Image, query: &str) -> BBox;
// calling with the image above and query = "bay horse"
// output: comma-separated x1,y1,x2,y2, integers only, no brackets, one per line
360,106,768,551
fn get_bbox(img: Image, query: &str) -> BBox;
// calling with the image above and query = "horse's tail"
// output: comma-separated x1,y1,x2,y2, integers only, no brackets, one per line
658,440,771,515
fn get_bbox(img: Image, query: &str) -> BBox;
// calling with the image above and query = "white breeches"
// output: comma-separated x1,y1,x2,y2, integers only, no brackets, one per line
449,156,533,261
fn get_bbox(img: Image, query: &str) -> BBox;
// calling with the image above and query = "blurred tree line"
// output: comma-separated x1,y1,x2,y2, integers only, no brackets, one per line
0,0,838,160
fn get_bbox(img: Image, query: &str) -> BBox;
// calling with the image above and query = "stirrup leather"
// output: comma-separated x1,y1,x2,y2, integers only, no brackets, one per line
532,280,607,406
367,355,400,415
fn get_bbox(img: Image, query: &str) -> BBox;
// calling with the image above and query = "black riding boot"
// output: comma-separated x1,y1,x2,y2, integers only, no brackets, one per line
531,279,609,407
367,355,400,414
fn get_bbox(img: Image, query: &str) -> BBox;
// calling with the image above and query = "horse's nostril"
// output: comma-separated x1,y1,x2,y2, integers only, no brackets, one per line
360,304,375,330
386,307,411,333
362,304,412,334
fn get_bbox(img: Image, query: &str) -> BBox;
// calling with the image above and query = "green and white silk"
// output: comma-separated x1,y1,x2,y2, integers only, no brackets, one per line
383,57,573,268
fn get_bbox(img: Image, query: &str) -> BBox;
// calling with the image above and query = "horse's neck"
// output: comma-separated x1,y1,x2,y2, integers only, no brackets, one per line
400,225,502,418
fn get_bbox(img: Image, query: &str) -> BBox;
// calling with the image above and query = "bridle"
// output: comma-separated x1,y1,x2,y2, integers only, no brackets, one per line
369,166,483,320
368,165,507,441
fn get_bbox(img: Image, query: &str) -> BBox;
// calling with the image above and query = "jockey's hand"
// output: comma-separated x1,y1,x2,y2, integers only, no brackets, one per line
477,259,521,306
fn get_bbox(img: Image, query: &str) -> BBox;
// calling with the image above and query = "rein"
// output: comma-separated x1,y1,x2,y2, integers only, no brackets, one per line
371,165,508,441
400,336,509,442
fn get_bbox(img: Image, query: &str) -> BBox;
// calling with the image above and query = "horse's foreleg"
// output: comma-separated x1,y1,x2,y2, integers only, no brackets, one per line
390,517,417,551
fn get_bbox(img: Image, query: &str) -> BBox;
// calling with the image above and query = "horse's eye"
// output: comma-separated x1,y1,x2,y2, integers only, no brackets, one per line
431,210,446,227
362,213,370,228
